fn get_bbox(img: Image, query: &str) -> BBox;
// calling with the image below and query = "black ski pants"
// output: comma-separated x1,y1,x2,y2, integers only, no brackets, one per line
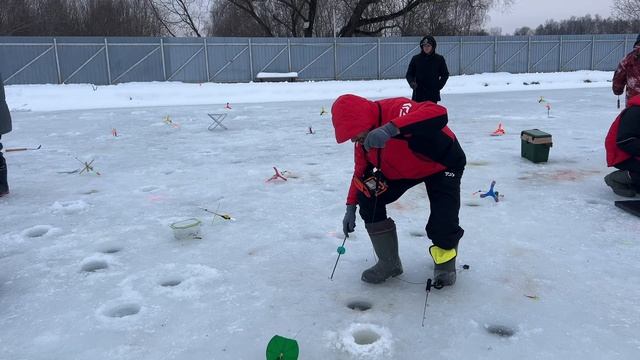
0,135,7,192
356,168,464,250
616,158,640,189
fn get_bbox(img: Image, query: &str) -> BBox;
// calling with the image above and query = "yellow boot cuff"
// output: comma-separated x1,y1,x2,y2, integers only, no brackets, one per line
429,245,457,265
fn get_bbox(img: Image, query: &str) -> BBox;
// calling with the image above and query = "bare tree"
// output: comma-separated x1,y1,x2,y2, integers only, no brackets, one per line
513,26,533,36
147,0,212,36
0,0,165,36
0,0,38,35
214,0,507,37
393,0,499,36
218,0,319,37
613,0,640,21
337,0,425,37
81,0,165,36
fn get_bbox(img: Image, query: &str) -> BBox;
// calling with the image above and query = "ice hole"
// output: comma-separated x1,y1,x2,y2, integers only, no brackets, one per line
100,247,121,254
352,329,380,345
105,303,140,318
347,300,372,311
486,324,516,337
160,279,182,287
81,260,108,272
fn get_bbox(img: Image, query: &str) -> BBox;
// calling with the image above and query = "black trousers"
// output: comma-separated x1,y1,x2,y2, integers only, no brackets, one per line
357,169,464,250
616,158,640,188
0,134,5,167
0,134,7,192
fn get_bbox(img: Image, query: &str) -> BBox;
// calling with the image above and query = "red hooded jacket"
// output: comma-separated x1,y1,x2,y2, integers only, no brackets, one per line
606,95,640,167
332,94,465,204
612,47,640,107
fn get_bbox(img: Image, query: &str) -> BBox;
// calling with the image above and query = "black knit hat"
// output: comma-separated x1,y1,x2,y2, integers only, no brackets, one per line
635,33,640,47
419,35,437,50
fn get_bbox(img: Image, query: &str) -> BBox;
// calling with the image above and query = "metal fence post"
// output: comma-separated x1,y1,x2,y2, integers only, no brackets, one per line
458,36,462,75
377,38,381,79
558,35,563,71
334,38,338,80
493,36,498,72
248,38,254,80
527,36,531,73
160,38,167,81
204,38,210,82
104,38,112,84
590,35,595,70
287,38,292,72
53,38,62,84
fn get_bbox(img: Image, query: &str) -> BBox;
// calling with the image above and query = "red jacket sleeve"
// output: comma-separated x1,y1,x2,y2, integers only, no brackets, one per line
612,59,627,96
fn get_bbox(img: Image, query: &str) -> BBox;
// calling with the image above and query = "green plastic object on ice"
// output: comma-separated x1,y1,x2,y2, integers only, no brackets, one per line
266,335,299,360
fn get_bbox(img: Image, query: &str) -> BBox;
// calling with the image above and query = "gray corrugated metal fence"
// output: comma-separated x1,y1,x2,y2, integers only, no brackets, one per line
0,34,633,85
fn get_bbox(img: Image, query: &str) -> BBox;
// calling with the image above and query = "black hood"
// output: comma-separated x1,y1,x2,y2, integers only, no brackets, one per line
419,35,437,51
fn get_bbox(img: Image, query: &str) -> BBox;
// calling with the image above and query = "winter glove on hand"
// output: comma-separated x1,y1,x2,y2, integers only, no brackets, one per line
363,122,399,151
342,204,357,237
410,81,417,90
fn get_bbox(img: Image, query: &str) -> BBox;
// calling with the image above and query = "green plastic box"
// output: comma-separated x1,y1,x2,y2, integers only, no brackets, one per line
521,129,552,163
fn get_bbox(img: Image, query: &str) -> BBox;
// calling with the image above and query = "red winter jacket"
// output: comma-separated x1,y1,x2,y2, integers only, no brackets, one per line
612,47,640,106
331,94,466,205
605,95,640,166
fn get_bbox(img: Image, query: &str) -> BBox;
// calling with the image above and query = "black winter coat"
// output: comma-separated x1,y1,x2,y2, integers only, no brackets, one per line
405,52,449,103
618,106,640,156
0,73,11,135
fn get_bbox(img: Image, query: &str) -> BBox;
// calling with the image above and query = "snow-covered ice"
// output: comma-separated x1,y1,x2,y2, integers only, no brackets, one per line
1,71,639,359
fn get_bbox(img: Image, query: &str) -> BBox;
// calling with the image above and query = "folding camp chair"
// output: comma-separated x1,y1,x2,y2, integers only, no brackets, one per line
207,113,228,131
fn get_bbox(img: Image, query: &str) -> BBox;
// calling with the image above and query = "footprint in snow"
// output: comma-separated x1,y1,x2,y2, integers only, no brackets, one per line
50,200,89,214
80,256,110,272
22,225,55,238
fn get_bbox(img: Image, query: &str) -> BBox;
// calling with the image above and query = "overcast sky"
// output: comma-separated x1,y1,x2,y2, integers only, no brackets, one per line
487,0,615,34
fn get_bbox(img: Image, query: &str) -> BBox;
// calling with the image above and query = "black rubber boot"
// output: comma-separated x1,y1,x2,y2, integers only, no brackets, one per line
430,245,457,287
604,170,636,197
434,258,456,287
361,218,403,284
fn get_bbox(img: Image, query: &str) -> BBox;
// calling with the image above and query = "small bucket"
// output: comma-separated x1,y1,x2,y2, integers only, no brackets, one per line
170,218,202,240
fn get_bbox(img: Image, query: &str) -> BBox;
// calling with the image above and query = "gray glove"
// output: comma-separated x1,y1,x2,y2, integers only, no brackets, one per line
342,204,357,237
363,122,399,151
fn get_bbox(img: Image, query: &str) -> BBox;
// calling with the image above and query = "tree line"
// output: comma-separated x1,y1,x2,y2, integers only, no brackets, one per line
514,15,640,36
0,0,501,37
1,0,638,37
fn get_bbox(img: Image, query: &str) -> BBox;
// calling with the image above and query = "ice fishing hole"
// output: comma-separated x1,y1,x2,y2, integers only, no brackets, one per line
347,300,372,311
352,329,380,345
81,260,109,272
105,303,140,318
486,324,516,337
160,279,182,287
100,247,122,254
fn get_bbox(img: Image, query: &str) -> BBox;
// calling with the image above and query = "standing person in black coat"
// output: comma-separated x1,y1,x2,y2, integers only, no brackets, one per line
406,35,450,103
0,73,12,197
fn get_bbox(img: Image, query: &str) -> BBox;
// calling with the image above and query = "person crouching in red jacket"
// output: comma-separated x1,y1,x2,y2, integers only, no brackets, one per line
604,95,640,197
331,94,466,287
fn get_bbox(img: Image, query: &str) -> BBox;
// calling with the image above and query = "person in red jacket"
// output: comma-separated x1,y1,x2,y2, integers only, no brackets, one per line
604,95,640,197
612,34,640,107
331,94,466,287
